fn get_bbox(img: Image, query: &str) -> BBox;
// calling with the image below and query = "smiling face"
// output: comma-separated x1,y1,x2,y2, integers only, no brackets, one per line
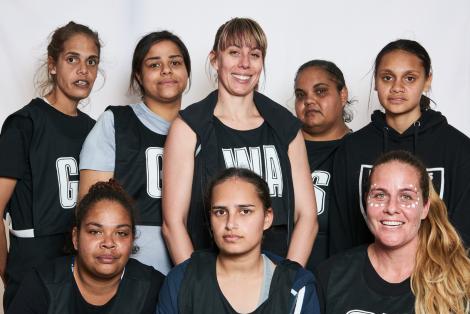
210,178,273,257
375,50,432,120
48,33,99,105
295,66,348,138
137,40,189,106
72,199,133,280
366,161,430,250
211,43,263,98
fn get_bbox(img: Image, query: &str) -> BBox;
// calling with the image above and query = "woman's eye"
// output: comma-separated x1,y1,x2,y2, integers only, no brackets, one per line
229,50,240,56
89,230,101,236
240,209,252,215
117,231,129,237
213,209,226,217
251,53,261,59
150,63,160,68
400,194,413,201
87,58,98,66
295,92,304,100
315,88,327,96
404,76,416,82
382,75,393,81
67,56,77,63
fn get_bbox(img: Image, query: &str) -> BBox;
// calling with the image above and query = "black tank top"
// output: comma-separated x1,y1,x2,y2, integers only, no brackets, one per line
213,117,288,226
109,106,166,226
7,98,94,236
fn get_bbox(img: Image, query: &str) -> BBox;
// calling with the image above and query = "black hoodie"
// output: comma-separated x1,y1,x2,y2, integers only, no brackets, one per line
329,109,470,254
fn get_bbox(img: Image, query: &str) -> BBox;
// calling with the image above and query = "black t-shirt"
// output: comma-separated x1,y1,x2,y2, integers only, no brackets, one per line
7,257,164,314
315,245,414,314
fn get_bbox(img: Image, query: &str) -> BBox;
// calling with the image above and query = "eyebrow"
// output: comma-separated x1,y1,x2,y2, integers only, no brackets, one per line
145,54,183,61
211,204,255,210
64,51,99,58
85,222,131,228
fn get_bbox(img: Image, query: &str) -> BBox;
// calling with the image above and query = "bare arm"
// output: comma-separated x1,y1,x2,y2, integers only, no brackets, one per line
162,117,197,265
78,170,114,200
0,177,17,285
286,131,318,266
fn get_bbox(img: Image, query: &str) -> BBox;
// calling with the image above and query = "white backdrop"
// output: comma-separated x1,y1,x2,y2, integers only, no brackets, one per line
0,0,469,136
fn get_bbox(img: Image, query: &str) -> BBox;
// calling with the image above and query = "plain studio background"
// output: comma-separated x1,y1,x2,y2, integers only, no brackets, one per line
0,0,469,311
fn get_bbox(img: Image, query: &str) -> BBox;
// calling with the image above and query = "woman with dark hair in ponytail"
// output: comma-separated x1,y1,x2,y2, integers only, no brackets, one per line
329,39,470,255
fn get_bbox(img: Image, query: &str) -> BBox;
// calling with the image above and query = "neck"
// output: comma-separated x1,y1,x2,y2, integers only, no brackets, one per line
217,249,263,277
143,96,182,122
385,108,421,134
214,88,258,121
45,90,79,116
302,123,350,141
368,240,418,283
73,259,121,305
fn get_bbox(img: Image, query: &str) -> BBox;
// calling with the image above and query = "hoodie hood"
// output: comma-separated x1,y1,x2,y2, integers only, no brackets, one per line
370,109,447,153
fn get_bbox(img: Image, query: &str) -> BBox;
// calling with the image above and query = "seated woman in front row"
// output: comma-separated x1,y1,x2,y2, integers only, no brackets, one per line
158,168,320,314
316,150,470,314
8,180,165,314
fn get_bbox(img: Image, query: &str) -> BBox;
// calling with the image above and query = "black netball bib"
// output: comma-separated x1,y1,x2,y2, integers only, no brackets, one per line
109,106,166,226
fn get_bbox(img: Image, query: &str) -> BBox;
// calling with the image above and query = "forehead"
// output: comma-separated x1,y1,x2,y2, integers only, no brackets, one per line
145,40,182,58
377,50,424,73
83,200,131,226
219,31,263,51
371,161,420,188
212,178,259,203
295,67,335,87
61,33,99,55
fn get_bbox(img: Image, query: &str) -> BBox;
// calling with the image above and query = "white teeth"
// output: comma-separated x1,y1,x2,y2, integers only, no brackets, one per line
75,80,88,86
232,74,250,81
382,221,403,226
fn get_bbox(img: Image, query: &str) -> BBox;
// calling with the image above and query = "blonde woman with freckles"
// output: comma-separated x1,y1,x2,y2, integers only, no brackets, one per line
163,17,317,267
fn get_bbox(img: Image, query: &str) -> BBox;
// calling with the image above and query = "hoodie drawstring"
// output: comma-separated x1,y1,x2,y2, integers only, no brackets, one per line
413,121,421,154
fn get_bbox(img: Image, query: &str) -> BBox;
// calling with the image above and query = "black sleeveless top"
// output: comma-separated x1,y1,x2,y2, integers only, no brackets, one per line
304,138,345,270
109,106,166,226
178,251,301,314
214,118,288,226
180,91,301,251
2,98,95,236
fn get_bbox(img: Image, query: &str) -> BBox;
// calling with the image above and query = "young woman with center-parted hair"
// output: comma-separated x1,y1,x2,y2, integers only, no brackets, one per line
328,39,470,254
158,168,320,314
78,31,191,274
0,21,100,309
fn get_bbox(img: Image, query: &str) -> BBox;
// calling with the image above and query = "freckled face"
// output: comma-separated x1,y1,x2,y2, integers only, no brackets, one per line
294,66,347,136
211,43,263,97
374,50,432,119
366,161,429,249
210,178,273,257
72,200,133,280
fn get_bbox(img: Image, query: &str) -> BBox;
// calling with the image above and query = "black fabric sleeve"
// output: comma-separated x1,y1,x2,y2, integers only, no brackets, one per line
0,115,32,179
446,132,470,247
6,270,48,314
328,141,373,255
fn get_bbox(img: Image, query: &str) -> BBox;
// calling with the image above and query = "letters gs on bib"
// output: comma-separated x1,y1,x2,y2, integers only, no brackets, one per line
222,145,283,197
